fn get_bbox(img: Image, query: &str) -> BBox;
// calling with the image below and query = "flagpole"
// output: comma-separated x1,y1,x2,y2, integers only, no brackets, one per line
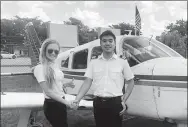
135,3,136,36
135,28,137,36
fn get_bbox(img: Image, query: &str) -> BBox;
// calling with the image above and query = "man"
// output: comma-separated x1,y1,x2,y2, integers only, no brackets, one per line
72,30,135,127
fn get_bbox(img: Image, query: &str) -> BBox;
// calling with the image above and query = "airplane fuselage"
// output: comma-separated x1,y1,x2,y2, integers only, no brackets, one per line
57,35,187,125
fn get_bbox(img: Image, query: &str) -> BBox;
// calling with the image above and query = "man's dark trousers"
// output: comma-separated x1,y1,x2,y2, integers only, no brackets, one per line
93,96,123,127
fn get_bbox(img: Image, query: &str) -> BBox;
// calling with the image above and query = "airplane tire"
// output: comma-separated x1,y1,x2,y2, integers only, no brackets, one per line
12,55,16,59
28,122,43,127
164,117,175,124
163,118,176,126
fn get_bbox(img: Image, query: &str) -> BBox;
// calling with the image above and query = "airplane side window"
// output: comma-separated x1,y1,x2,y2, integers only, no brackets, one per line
62,57,69,68
91,46,102,60
72,49,88,69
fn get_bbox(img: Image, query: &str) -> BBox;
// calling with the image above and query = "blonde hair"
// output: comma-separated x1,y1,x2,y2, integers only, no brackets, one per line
39,38,60,88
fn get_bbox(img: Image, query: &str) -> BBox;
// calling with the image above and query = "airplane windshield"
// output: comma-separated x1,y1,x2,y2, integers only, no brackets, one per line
150,38,182,57
122,37,181,63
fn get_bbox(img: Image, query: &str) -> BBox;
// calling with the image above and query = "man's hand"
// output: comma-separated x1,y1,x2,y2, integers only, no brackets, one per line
119,101,127,116
65,100,72,109
121,95,124,101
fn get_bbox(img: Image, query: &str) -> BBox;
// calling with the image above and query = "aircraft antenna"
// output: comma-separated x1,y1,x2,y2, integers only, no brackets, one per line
149,35,153,45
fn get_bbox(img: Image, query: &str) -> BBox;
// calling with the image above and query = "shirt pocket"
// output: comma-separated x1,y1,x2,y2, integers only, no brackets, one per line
93,68,104,80
109,68,122,80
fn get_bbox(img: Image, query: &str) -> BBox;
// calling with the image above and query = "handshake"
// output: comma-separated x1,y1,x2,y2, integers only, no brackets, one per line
67,100,80,110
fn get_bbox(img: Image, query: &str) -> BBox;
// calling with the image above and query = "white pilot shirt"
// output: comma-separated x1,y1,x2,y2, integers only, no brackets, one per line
34,63,65,99
85,53,134,97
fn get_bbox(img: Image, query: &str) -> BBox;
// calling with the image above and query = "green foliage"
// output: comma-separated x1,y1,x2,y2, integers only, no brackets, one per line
1,16,141,46
156,19,187,58
109,22,142,35
166,19,187,36
1,16,48,42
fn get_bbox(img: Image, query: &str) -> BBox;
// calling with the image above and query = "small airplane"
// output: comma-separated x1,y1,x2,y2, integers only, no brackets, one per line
1,22,187,127
56,31,187,127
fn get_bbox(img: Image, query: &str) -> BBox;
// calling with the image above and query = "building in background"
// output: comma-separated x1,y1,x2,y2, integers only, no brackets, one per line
14,45,29,57
46,23,78,52
1,36,29,57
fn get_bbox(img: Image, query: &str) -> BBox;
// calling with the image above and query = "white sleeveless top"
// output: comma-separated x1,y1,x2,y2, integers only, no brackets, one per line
34,63,65,99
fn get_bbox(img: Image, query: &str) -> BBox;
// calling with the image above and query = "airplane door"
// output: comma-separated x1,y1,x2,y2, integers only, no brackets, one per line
61,51,74,94
125,63,159,119
68,51,74,69
120,37,159,119
153,63,187,121
64,49,90,95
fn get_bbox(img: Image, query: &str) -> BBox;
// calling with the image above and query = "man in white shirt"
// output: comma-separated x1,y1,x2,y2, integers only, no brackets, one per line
73,30,135,127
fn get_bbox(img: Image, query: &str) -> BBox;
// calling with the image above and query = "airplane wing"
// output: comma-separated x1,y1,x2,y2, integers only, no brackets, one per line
1,92,93,110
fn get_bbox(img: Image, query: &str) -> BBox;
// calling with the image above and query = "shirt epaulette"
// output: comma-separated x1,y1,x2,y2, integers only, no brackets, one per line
119,55,127,60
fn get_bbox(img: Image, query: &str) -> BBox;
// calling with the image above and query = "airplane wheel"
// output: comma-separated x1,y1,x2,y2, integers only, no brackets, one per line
164,117,175,124
28,122,43,127
12,55,16,59
162,118,176,126
28,111,43,127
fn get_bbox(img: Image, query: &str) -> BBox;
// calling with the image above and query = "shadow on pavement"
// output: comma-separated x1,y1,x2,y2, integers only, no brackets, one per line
123,117,177,127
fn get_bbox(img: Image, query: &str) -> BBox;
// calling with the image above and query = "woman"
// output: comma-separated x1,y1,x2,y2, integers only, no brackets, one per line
33,38,74,127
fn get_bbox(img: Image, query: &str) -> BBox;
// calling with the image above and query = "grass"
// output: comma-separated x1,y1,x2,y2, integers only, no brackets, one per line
1,75,177,127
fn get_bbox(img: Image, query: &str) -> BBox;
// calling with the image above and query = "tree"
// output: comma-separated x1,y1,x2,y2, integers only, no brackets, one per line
166,19,187,36
109,22,141,36
156,19,187,58
1,16,48,42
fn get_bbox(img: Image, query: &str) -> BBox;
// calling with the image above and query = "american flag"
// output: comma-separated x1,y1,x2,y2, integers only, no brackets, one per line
135,6,141,31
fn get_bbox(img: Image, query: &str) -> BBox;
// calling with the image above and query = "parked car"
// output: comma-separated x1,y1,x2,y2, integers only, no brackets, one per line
0,51,17,59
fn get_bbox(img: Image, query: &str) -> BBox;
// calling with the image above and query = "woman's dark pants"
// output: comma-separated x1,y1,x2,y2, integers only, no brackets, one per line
43,98,68,127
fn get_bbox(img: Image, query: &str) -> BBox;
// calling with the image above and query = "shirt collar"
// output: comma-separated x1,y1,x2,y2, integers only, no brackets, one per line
98,53,118,60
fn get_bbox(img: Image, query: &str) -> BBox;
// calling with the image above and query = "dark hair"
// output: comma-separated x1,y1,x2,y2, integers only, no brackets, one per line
99,30,116,41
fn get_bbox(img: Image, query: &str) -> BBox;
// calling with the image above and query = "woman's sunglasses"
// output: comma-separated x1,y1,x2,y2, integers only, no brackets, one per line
47,49,59,55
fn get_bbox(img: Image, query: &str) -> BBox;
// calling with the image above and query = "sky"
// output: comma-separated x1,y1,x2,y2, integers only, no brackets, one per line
1,1,187,37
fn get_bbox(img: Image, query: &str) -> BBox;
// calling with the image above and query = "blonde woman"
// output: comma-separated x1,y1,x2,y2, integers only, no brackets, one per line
34,38,74,127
